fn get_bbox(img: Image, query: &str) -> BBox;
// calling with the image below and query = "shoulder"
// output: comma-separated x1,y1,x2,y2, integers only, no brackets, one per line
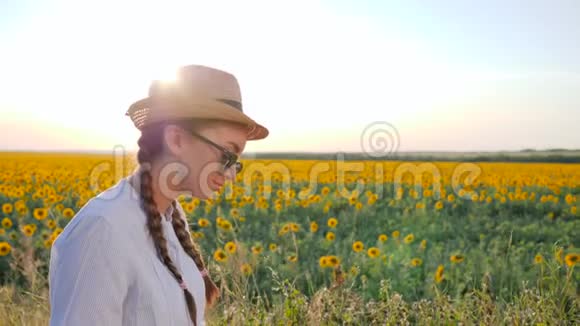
50,197,137,282
52,210,118,257
53,178,140,250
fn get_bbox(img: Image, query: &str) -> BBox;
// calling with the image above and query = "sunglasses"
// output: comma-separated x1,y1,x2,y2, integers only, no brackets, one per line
190,131,243,174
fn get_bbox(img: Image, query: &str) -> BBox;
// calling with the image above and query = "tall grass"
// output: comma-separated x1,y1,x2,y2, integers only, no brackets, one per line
1,263,577,325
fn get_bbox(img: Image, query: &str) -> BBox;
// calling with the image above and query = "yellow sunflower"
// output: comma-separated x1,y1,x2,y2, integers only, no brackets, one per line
1,217,13,229
352,241,364,253
21,224,36,237
327,217,338,228
279,224,290,236
392,230,400,238
46,219,57,229
287,254,298,263
404,234,415,244
435,265,445,283
348,196,357,205
224,241,237,254
367,247,380,258
450,254,465,264
33,208,48,221
41,230,50,241
197,218,210,228
17,206,28,216
326,255,340,267
240,263,253,275
0,241,11,256
325,231,335,241
565,253,579,267
53,228,63,238
290,223,300,232
213,249,227,262
2,203,13,215
184,202,195,214
269,243,277,252
319,256,329,268
534,254,543,265
44,238,54,249
410,258,423,267
62,208,75,219
276,189,285,198
218,220,233,231
251,245,263,255
310,221,318,233
378,234,388,242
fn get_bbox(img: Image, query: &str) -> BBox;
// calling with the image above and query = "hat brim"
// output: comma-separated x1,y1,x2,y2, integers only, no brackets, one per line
127,97,269,141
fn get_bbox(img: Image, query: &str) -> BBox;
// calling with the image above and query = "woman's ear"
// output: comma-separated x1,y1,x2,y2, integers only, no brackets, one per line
162,124,188,158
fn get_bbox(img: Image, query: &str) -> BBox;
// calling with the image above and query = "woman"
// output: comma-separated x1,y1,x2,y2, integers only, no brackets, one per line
48,64,269,325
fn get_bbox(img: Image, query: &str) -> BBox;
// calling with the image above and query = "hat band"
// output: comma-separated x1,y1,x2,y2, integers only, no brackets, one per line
216,98,243,112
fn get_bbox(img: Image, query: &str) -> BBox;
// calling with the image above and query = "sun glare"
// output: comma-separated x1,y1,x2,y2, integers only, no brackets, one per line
153,66,179,84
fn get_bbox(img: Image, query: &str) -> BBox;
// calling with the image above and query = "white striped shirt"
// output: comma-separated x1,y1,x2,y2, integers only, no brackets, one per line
49,177,206,326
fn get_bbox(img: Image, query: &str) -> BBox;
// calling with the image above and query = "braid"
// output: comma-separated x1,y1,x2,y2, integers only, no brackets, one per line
170,201,220,306
137,143,199,326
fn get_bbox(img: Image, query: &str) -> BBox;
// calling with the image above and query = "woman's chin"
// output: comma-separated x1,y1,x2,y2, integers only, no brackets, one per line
190,186,217,200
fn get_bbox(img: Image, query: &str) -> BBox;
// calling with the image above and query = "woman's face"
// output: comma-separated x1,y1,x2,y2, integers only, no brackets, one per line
162,120,248,199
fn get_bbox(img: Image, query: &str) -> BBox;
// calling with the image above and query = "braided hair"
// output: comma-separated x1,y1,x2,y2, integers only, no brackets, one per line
136,121,219,325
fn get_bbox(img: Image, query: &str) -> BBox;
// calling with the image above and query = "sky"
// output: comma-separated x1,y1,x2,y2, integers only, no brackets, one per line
0,0,579,153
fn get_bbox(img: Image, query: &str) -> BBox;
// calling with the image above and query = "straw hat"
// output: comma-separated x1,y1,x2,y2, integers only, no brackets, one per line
126,64,269,140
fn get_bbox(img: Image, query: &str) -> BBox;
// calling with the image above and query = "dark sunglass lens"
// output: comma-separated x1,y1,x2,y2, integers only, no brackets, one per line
222,154,232,167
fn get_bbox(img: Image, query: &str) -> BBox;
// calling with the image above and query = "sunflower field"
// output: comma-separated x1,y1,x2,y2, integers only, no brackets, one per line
0,152,579,324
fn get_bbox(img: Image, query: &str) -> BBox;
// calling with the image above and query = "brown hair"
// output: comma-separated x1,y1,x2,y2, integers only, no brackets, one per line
136,121,219,325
